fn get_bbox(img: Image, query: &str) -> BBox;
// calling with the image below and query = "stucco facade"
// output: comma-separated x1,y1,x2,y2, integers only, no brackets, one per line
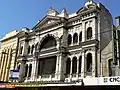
0,30,19,82
15,0,113,84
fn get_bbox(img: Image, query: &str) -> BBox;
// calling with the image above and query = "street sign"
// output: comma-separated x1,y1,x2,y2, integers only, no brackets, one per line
9,70,20,80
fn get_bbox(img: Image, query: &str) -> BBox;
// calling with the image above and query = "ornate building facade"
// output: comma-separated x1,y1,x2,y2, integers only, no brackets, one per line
15,0,113,83
0,30,19,82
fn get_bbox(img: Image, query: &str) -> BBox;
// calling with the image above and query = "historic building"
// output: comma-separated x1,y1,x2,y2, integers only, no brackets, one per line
0,30,19,82
16,0,114,84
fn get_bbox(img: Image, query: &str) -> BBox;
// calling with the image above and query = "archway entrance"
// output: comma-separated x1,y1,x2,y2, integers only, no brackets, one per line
86,53,92,76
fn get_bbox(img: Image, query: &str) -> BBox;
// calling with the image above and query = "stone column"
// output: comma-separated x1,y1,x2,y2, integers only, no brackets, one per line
23,40,28,56
19,60,25,82
57,51,67,81
32,49,39,81
81,51,86,78
71,35,73,45
82,22,85,42
55,54,59,79
2,49,8,81
0,52,4,80
92,49,96,77
58,53,63,80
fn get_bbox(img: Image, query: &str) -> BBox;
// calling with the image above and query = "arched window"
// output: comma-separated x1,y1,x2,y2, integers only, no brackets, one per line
25,64,28,77
108,59,115,76
87,27,92,39
66,58,71,74
68,34,72,45
79,32,82,42
28,46,30,54
73,33,78,44
31,45,34,54
79,56,82,73
20,46,23,54
28,64,32,77
40,36,56,49
72,57,77,74
86,53,92,73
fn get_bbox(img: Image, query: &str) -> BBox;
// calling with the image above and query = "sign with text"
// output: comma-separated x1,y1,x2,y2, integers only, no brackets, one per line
9,70,20,80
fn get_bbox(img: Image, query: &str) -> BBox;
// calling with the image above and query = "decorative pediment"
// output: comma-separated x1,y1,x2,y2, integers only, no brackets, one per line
77,0,97,14
33,15,62,30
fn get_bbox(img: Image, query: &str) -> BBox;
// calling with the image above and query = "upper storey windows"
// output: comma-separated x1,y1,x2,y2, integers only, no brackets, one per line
27,45,34,55
68,26,93,46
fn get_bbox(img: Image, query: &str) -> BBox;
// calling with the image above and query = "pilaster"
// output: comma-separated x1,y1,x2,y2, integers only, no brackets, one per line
81,50,86,78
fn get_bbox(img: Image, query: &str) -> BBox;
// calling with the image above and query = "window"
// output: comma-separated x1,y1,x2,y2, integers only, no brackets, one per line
40,36,56,49
86,53,92,73
72,57,77,74
68,34,72,45
73,33,78,44
79,32,82,42
28,64,32,77
87,27,92,39
25,64,28,77
79,56,82,73
31,45,34,54
108,59,115,76
66,58,71,74
38,56,56,75
28,46,30,54
20,46,23,54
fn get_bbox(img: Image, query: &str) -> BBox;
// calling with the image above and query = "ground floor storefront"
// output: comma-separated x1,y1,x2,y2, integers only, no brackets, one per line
1,86,120,90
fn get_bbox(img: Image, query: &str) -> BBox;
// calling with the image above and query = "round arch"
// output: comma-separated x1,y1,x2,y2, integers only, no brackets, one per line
39,34,59,50
66,57,71,74
72,56,77,74
86,53,92,73
87,27,92,39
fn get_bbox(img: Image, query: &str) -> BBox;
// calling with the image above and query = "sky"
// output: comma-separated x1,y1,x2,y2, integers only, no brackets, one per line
0,0,119,39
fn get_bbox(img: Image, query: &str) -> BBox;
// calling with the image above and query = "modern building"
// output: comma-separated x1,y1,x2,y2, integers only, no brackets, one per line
16,0,113,85
0,30,19,82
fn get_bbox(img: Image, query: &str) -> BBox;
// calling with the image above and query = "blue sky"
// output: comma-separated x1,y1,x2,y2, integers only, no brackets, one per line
0,0,119,39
